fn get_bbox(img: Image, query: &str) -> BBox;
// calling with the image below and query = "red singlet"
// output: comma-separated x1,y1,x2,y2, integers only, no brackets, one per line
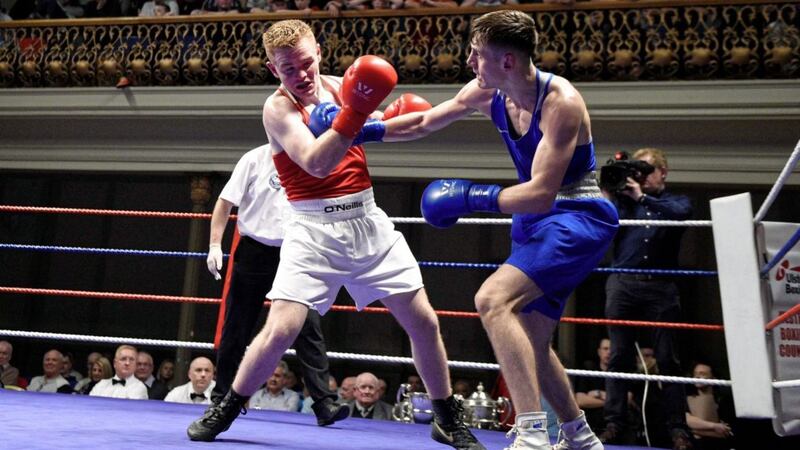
272,79,372,201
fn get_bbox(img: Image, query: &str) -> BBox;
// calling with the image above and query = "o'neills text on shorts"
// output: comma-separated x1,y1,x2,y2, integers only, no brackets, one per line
324,201,364,214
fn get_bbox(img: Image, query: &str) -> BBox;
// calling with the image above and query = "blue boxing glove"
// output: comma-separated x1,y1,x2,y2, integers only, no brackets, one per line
308,102,340,137
420,179,502,228
308,102,385,145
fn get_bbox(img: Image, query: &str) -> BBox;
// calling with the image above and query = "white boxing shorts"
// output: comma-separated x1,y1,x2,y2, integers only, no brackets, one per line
266,188,424,315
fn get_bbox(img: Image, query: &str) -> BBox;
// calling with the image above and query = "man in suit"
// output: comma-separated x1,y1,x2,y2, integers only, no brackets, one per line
165,357,216,405
348,372,394,420
0,340,19,387
135,351,168,399
90,344,148,399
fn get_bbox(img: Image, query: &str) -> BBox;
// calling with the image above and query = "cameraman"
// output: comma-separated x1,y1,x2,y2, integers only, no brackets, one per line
600,148,695,449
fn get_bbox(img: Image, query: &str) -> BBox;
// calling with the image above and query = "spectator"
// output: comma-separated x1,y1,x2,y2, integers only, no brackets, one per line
628,345,679,447
369,0,402,10
0,340,19,387
165,357,216,405
376,378,388,401
85,352,102,376
191,0,244,14
686,363,733,449
152,1,169,13
157,358,176,390
245,0,267,11
89,344,148,400
291,0,323,13
406,374,425,393
574,338,610,433
83,0,122,17
453,379,472,398
284,368,302,394
249,360,301,412
135,351,169,400
347,372,393,420
321,0,341,16
134,351,155,387
28,349,72,393
636,346,657,374
60,351,83,388
74,352,103,393
76,356,113,395
341,0,366,10
139,0,178,15
267,0,291,10
338,376,357,402
601,147,694,449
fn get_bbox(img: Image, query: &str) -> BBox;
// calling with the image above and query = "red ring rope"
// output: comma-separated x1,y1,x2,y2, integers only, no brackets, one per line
0,205,236,220
766,303,800,331
0,286,724,331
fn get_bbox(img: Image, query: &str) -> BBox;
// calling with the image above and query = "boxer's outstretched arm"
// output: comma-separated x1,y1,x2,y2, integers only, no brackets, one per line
382,80,492,142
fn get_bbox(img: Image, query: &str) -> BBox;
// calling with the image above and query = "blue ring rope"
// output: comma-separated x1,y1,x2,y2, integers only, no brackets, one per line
1,243,716,277
761,227,800,276
0,243,227,259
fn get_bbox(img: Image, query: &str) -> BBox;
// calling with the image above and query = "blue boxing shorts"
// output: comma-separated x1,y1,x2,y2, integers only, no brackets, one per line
506,198,618,320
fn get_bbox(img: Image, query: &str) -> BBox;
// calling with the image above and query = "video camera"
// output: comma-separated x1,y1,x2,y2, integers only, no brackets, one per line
599,151,655,193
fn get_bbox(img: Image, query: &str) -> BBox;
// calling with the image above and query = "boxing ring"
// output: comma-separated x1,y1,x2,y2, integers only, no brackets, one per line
2,140,799,449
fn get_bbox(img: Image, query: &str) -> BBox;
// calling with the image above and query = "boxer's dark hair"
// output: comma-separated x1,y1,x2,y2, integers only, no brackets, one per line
470,10,539,59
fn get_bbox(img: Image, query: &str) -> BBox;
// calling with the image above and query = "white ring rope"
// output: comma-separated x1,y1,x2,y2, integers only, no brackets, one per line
391,217,711,227
772,379,800,389
565,368,730,387
754,138,800,224
0,329,215,350
2,328,733,387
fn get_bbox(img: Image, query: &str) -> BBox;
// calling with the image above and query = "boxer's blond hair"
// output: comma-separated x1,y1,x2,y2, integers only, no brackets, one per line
262,20,315,60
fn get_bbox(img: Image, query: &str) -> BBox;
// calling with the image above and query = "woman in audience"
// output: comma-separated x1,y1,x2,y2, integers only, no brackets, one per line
77,357,113,395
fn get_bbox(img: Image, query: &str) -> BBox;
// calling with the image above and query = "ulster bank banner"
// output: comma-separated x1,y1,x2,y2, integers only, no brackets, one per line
761,222,800,436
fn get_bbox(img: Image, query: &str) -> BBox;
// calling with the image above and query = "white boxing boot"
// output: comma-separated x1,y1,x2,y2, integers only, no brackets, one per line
552,410,604,450
504,411,551,450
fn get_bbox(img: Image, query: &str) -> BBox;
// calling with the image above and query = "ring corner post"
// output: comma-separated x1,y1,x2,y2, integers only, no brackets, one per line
710,192,775,419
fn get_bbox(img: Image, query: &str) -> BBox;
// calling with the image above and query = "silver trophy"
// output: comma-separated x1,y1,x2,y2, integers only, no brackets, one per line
392,383,434,423
459,382,513,430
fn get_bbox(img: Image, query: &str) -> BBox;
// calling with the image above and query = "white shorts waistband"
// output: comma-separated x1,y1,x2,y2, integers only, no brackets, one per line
289,188,375,222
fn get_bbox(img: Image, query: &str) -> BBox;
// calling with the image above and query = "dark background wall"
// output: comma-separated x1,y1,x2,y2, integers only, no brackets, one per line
2,169,799,399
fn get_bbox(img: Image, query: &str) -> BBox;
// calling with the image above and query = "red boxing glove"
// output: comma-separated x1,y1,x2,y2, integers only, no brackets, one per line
334,55,398,139
383,93,432,120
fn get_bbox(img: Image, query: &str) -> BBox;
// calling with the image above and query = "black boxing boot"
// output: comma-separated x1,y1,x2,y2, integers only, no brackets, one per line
311,397,351,426
431,395,486,450
187,389,249,441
